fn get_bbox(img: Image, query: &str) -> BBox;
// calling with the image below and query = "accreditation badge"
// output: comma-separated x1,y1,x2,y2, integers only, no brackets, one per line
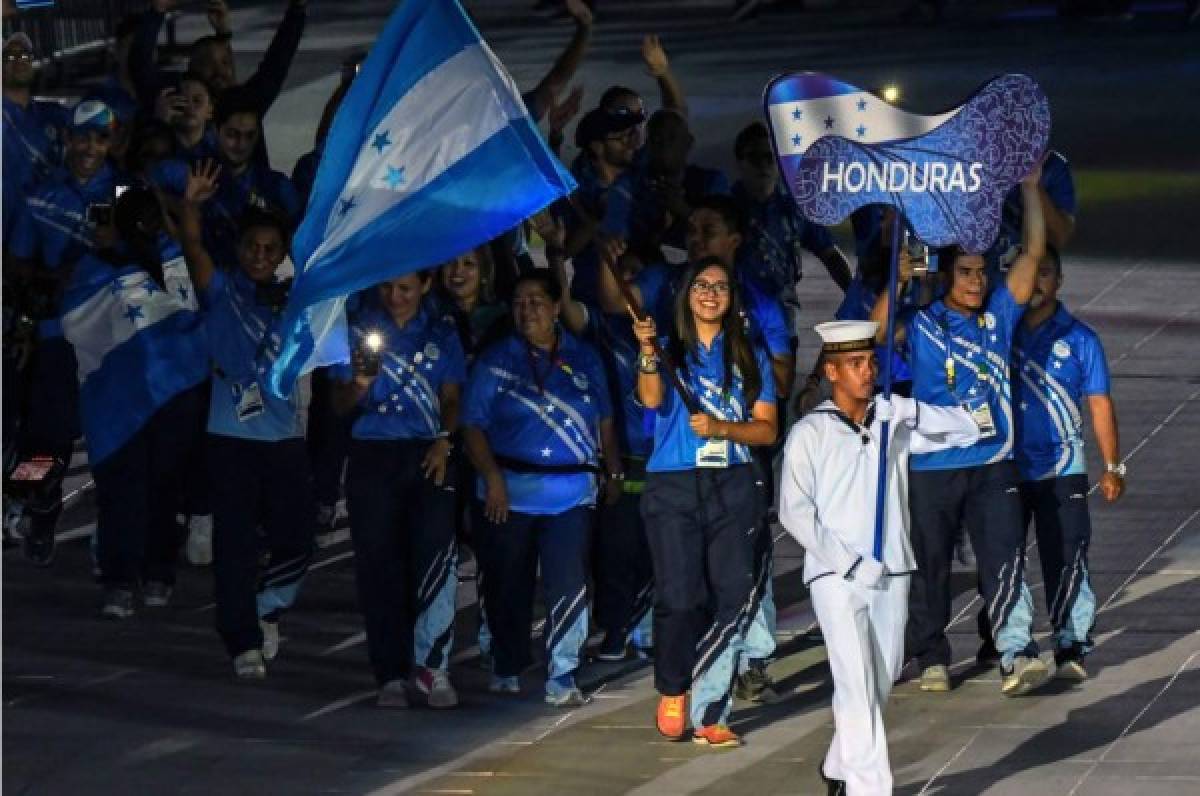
964,397,997,439
696,438,730,468
234,381,266,422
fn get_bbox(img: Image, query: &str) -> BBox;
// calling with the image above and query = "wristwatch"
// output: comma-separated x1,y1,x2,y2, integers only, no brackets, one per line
1105,461,1126,477
637,351,659,374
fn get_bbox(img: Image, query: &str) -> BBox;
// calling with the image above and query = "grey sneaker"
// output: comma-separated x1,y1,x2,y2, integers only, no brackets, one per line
920,664,952,692
142,581,173,608
735,662,781,703
377,679,410,708
1001,656,1049,696
101,588,135,620
260,619,280,661
233,649,266,679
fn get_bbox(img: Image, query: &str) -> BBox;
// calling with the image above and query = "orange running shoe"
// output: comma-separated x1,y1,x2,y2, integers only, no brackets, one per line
692,724,741,748
656,694,687,740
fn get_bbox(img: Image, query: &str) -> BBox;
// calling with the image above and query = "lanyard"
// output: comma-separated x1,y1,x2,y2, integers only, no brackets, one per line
933,308,990,401
525,334,560,397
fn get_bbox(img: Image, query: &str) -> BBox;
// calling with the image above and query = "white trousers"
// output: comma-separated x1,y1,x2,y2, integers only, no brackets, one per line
810,574,910,796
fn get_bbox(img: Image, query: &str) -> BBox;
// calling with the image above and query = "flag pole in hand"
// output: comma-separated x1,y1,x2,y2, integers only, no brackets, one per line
601,253,700,415
872,214,904,561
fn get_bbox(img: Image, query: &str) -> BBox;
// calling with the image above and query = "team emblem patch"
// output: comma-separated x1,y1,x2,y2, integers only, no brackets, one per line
424,342,440,361
1052,340,1071,359
573,372,589,390
984,312,997,330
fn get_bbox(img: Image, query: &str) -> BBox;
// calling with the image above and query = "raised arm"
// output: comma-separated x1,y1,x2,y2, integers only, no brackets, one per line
869,248,915,346
241,0,309,114
524,0,592,123
1006,171,1047,305
641,35,687,116
632,314,664,410
177,160,222,292
534,208,589,335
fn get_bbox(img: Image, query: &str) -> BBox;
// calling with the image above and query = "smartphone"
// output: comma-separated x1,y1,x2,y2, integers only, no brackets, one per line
904,230,929,276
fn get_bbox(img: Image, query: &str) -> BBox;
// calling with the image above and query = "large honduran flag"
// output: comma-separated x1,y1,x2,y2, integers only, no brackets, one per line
268,0,576,398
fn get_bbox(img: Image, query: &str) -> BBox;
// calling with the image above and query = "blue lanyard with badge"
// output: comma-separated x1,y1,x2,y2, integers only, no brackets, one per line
935,311,998,439
228,289,286,423
689,364,735,469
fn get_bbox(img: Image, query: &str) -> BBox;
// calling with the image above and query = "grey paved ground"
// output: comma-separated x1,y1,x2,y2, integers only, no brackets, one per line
4,2,1199,794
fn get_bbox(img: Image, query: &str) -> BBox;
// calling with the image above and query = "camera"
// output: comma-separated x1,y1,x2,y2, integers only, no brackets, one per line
253,277,293,314
903,230,929,276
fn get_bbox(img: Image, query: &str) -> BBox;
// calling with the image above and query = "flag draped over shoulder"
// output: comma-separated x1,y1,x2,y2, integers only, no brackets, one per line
268,0,577,398
60,252,209,466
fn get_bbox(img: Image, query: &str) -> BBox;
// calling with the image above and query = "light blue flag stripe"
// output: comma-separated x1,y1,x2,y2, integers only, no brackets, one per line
271,0,575,398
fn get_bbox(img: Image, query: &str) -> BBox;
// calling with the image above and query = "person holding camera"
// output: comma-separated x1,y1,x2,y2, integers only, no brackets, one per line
7,99,127,565
631,257,778,748
330,270,467,709
461,271,620,707
870,170,1048,697
59,186,209,618
178,160,314,679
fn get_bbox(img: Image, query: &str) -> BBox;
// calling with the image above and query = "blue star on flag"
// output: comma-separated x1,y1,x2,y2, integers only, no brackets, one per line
791,134,802,147
824,116,835,129
792,108,802,121
338,195,357,216
856,124,867,137
124,304,144,324
371,130,392,154
856,98,868,111
383,165,407,190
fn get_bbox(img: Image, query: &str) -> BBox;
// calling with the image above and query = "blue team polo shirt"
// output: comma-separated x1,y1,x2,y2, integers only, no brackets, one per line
334,306,467,441
581,305,654,458
2,96,68,241
602,163,730,250
463,331,612,515
9,163,124,338
1013,303,1110,481
733,180,834,303
909,285,1025,471
635,262,792,363
202,269,309,441
647,332,776,473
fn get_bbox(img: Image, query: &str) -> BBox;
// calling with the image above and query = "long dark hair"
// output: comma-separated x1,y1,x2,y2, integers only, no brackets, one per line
668,257,762,407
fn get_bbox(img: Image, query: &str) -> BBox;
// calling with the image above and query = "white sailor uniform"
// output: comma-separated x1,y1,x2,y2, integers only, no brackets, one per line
780,394,979,795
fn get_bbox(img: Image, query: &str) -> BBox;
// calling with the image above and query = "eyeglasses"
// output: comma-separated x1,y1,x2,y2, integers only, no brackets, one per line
690,279,731,295
4,53,34,63
605,127,640,143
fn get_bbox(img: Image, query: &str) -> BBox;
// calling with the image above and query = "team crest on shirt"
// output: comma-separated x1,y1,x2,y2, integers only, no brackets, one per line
984,313,997,330
573,372,589,390
413,351,424,364
424,342,440,361
1052,340,1071,359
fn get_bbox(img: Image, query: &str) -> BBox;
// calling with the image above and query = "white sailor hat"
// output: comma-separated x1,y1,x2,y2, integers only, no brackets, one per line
815,320,878,353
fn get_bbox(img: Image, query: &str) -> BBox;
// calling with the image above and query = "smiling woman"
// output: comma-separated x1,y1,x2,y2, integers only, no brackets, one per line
460,270,621,708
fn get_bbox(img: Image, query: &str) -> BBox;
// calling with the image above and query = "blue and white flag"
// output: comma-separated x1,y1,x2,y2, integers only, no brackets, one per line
60,251,209,466
764,73,1050,252
269,0,576,398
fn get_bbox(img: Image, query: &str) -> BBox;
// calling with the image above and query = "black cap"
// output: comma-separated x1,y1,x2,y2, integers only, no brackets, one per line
574,107,645,149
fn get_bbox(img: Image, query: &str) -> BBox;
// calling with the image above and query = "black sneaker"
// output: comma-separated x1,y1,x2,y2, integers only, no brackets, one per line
976,639,1000,668
820,769,847,795
22,520,55,567
594,632,627,662
735,661,781,703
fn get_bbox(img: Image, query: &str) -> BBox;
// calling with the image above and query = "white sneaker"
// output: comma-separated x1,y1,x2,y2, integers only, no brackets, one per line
234,649,266,679
414,666,459,708
101,588,136,620
260,619,280,661
185,514,214,566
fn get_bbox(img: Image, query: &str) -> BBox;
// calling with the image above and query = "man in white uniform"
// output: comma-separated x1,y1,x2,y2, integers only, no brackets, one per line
779,321,980,795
